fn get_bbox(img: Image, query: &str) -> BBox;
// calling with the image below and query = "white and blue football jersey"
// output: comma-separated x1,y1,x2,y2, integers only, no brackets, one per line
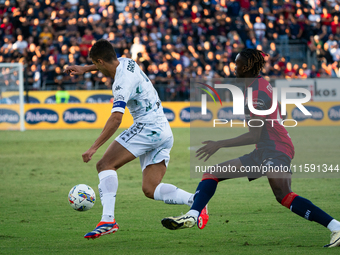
111,57,167,124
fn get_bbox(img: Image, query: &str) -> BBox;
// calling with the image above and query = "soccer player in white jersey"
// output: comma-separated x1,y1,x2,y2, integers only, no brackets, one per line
64,39,208,239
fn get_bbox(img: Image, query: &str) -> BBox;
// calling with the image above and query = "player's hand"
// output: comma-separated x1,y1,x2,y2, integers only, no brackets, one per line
82,148,97,163
196,140,221,162
64,65,86,76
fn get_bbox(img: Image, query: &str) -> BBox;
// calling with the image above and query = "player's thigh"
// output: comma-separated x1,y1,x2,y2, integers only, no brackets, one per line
140,137,172,186
140,133,173,195
97,140,136,171
211,158,247,180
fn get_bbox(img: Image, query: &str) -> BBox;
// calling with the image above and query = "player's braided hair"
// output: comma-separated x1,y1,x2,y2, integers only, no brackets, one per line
239,48,267,76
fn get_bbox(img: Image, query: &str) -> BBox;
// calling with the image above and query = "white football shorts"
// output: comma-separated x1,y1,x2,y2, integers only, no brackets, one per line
115,121,173,171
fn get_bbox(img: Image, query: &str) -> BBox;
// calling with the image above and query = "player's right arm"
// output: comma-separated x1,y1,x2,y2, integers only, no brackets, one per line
83,70,132,163
64,65,98,76
82,112,123,163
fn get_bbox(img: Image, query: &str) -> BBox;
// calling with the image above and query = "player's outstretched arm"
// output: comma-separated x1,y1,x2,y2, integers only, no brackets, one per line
64,65,98,76
196,115,265,162
82,112,123,163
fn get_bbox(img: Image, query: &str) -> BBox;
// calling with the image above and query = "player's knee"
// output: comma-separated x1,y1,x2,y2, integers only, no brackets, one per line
142,185,155,199
96,159,108,173
96,159,118,173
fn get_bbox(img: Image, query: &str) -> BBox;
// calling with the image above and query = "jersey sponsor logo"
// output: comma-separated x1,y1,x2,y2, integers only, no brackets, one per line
328,105,340,121
9,95,40,104
112,100,126,109
45,95,81,104
251,98,265,108
0,109,20,124
291,106,323,121
180,107,212,123
163,107,175,122
127,59,135,73
217,107,245,120
86,94,113,103
63,108,97,124
25,108,59,124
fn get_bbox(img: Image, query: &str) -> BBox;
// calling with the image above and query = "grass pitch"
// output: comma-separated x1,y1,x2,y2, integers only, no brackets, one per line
1,126,340,254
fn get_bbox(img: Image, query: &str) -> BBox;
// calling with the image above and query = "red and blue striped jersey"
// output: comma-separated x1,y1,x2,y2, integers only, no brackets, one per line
244,76,295,159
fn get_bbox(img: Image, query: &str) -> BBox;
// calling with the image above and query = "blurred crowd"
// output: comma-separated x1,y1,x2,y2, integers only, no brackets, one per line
1,0,340,101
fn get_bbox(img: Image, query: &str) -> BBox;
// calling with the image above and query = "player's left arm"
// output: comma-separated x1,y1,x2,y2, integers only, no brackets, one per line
197,82,272,162
82,112,123,163
196,115,265,162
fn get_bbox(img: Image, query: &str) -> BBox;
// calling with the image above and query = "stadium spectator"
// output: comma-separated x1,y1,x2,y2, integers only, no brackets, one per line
27,64,41,90
39,27,53,45
1,0,340,101
12,35,27,54
253,16,266,41
130,37,144,60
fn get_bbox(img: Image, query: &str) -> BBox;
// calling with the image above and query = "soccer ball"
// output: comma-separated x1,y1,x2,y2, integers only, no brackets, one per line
68,184,96,211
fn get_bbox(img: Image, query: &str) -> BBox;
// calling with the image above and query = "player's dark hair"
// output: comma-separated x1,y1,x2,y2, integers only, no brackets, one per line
89,39,117,62
239,48,267,76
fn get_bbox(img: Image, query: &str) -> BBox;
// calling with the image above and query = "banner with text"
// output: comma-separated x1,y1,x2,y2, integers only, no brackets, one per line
1,102,340,130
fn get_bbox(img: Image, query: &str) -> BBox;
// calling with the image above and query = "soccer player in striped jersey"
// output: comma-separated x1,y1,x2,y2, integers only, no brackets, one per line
161,48,340,248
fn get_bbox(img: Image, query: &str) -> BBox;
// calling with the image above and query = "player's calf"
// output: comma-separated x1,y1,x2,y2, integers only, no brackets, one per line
281,192,340,247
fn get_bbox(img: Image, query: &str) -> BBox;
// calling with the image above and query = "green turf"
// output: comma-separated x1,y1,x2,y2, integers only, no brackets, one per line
1,127,340,254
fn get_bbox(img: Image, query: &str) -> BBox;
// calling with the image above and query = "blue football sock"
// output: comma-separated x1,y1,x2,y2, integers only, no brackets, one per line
191,179,218,212
290,196,333,227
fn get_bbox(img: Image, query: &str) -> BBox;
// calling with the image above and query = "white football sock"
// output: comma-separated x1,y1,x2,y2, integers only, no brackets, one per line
98,170,118,222
153,183,194,206
188,209,200,218
327,219,340,232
